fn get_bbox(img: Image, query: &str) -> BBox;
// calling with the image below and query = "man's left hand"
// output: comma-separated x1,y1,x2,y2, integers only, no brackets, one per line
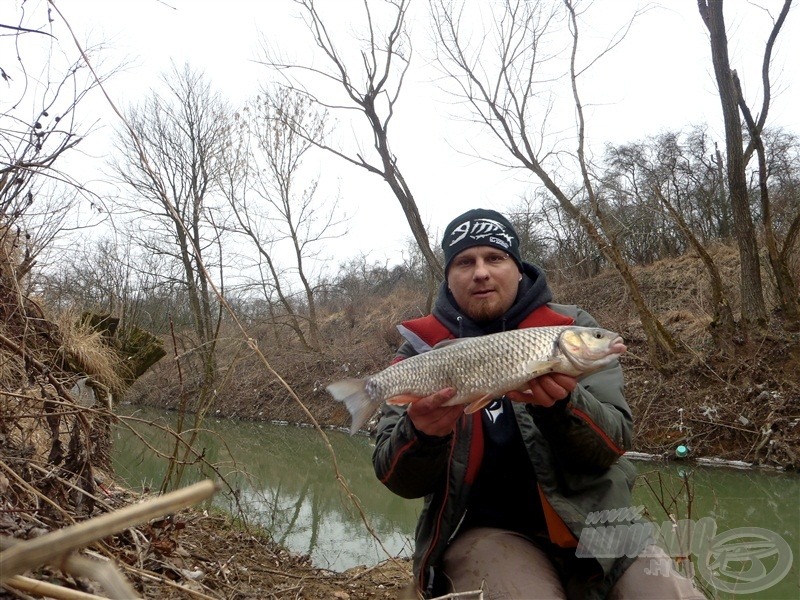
506,373,577,408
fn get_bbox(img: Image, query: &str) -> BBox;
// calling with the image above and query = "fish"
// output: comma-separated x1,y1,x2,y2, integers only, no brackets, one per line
326,325,626,434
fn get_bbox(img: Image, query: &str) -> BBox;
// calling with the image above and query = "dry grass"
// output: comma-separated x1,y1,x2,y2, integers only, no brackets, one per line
0,235,159,597
53,310,128,395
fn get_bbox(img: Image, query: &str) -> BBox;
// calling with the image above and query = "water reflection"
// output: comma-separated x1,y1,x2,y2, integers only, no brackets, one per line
633,465,799,599
113,409,420,571
114,408,799,597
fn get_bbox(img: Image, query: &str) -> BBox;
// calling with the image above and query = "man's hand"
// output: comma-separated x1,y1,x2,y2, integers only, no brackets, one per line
407,387,463,437
506,373,577,408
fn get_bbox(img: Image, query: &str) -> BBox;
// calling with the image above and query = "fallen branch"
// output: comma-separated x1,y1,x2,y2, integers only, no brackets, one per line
4,575,108,600
0,479,218,583
0,537,138,599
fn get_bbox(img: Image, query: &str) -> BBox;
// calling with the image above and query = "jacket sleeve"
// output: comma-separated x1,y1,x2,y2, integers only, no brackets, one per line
528,308,633,471
371,341,454,499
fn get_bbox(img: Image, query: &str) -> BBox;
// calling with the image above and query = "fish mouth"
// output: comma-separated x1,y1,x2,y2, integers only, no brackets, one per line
610,336,627,355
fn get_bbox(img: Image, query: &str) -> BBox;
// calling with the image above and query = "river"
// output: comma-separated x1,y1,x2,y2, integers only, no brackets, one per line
113,407,799,598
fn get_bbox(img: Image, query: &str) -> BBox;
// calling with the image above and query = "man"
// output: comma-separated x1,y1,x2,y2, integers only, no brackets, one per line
372,209,705,599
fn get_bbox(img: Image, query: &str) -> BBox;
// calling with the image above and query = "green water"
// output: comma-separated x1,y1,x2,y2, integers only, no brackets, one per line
113,408,799,598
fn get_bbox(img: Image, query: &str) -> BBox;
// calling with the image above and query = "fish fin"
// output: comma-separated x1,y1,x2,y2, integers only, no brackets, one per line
326,378,379,435
524,359,561,379
386,394,423,406
464,393,494,414
432,338,467,350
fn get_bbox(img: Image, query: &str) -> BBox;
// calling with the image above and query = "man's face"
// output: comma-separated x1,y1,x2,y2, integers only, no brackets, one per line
446,246,521,322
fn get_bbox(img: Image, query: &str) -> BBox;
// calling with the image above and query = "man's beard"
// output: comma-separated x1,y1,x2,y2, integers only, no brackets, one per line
466,300,504,323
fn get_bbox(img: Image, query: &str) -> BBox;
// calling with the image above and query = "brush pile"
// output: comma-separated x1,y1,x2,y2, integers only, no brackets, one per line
0,230,186,598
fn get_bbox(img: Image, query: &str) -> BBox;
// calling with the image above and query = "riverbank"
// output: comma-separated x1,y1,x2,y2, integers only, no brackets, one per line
125,326,800,471
0,475,415,599
3,245,797,599
106,415,799,599
124,247,800,471
97,486,415,600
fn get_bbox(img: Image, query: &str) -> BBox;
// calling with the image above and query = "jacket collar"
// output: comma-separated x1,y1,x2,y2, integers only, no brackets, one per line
432,261,553,338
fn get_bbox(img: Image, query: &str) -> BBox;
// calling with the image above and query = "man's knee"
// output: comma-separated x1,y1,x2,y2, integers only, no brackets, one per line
443,527,566,600
610,545,707,599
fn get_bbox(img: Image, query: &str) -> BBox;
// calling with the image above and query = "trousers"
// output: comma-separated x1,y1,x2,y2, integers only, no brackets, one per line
441,527,707,600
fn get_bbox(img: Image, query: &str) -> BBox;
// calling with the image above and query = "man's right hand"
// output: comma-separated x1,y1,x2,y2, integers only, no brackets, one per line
407,387,463,437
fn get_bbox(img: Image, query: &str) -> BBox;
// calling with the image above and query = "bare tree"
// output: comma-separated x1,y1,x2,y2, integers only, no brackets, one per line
506,193,554,268
730,2,798,328
508,191,615,281
603,130,736,332
34,235,176,334
109,63,233,490
431,0,678,364
761,129,800,307
696,0,794,330
1,12,109,283
223,87,346,352
262,0,443,284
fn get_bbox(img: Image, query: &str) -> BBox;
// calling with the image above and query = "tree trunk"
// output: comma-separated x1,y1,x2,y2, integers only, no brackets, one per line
81,312,166,385
698,0,768,330
650,188,736,335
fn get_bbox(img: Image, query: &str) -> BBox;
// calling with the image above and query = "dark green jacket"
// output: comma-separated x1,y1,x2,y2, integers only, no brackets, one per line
372,263,637,598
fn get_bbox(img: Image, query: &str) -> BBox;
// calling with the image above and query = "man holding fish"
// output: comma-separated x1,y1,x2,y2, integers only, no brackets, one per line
328,209,705,599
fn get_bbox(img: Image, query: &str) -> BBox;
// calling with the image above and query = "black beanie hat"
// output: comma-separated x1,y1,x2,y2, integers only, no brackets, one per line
442,208,523,273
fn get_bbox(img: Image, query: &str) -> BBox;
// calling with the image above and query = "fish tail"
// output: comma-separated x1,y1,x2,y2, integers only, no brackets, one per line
326,378,379,435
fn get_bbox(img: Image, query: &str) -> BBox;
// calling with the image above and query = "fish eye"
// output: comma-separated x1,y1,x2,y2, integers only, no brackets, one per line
593,330,602,339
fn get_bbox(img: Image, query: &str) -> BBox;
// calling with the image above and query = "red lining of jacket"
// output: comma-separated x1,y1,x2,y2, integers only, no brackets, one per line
418,426,460,591
379,438,417,485
464,411,483,486
569,405,625,456
400,304,575,345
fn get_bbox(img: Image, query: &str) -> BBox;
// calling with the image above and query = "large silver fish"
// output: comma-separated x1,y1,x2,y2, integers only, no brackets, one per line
327,325,626,434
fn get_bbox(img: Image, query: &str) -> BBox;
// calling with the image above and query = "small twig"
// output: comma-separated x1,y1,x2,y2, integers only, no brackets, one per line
687,416,758,434
430,590,484,599
25,462,113,512
347,559,410,582
0,460,76,526
115,415,249,518
250,565,313,579
112,562,221,600
748,422,774,462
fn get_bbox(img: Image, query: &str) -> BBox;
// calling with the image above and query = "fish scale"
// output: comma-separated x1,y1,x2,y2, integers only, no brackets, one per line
376,327,561,404
327,325,626,434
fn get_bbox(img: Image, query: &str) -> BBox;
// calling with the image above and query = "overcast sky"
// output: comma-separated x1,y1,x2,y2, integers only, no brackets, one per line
14,0,800,269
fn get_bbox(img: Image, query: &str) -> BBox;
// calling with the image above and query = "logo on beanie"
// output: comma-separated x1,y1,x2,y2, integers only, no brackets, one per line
448,218,515,249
